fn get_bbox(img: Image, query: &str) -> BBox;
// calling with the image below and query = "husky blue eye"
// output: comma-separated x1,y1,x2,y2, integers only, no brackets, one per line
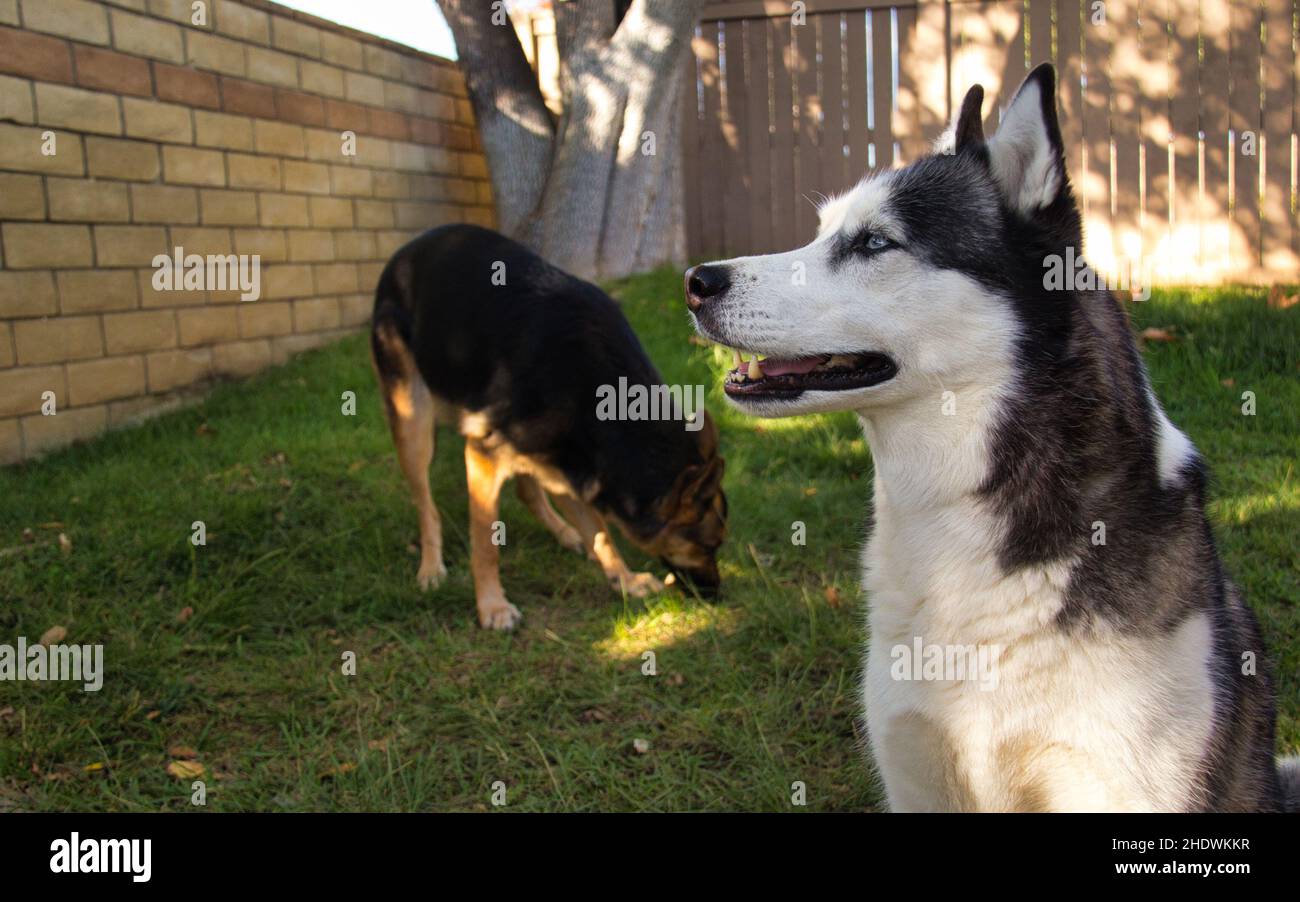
866,234,890,251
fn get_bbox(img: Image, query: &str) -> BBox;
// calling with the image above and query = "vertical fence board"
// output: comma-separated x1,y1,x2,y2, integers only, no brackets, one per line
723,19,751,253
770,17,798,252
846,9,870,179
698,25,726,260
681,32,703,260
1229,0,1262,275
1169,0,1201,278
904,1,949,153
820,13,849,192
1261,0,1296,272
1029,0,1052,70
794,16,822,241
1083,0,1114,268
744,20,774,253
1140,0,1171,278
873,6,897,166
1108,0,1143,281
1200,0,1232,277
1057,0,1086,187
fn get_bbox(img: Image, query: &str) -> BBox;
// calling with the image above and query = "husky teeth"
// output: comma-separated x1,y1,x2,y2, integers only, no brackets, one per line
733,348,742,369
747,357,763,381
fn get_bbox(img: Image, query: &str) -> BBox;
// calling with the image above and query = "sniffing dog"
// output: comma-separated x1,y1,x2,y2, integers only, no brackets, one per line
372,224,727,630
685,64,1297,811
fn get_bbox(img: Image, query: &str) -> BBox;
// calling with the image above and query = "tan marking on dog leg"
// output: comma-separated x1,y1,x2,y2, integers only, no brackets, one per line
465,440,520,630
375,336,446,591
552,495,664,598
515,475,584,554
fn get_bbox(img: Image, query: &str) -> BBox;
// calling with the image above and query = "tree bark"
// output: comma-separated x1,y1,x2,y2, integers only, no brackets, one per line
440,0,703,280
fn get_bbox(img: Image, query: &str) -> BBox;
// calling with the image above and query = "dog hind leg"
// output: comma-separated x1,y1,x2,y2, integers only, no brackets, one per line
515,476,585,554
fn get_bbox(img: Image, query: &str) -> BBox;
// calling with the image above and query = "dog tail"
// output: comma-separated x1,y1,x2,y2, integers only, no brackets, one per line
1279,758,1300,813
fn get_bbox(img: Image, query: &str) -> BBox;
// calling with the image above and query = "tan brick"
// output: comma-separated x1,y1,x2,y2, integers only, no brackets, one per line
460,153,489,180
0,365,66,416
354,199,393,228
261,264,313,300
94,225,167,267
330,164,372,198
57,269,139,314
333,230,377,261
314,262,359,295
338,293,371,327
238,301,292,338
200,189,258,226
146,347,210,391
34,83,121,135
0,417,20,466
14,315,102,365
0,124,84,175
0,73,33,124
22,0,109,46
227,152,280,190
111,9,184,63
194,110,253,150
122,98,193,144
146,0,195,23
293,297,340,331
246,45,297,88
308,195,353,228
168,226,233,255
47,176,130,222
318,30,363,68
375,229,413,256
130,183,200,224
215,2,269,44
109,393,187,428
253,120,304,157
138,268,205,309
258,193,309,227
286,230,333,262
283,159,329,194
343,71,384,107
2,223,92,269
21,404,107,457
0,271,57,317
177,307,238,346
211,338,270,376
0,0,16,27
383,80,419,115
0,323,11,368
162,145,225,186
364,45,404,80
67,355,145,405
0,172,43,219
303,127,342,162
86,136,159,181
299,60,344,99
104,310,176,354
422,92,455,121
232,228,287,263
271,16,320,58
186,30,246,77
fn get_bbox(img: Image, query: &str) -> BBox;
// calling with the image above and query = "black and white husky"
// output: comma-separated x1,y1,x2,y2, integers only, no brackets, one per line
685,64,1297,812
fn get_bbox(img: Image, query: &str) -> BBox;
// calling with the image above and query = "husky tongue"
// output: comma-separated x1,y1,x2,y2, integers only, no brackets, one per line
758,355,828,377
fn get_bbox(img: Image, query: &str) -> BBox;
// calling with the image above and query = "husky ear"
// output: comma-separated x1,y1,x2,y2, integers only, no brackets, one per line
987,63,1067,214
954,84,985,151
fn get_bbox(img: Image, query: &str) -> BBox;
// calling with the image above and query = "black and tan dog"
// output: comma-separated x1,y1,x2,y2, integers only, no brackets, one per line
371,224,727,629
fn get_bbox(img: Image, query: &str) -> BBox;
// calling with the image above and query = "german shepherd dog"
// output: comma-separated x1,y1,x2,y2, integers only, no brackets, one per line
685,64,1297,811
372,224,727,630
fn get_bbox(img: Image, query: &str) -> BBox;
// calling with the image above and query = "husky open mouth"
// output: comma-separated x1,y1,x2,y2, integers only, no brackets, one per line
719,349,898,399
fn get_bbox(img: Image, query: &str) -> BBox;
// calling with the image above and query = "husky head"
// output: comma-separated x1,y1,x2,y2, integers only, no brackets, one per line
685,64,1082,419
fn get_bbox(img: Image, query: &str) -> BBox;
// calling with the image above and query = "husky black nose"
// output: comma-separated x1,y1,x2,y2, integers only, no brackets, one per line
685,264,730,311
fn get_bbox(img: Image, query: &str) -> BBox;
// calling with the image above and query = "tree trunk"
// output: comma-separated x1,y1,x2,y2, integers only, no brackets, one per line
439,0,702,281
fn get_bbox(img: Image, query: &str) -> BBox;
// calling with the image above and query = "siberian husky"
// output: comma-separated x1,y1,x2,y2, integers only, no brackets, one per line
685,64,1297,812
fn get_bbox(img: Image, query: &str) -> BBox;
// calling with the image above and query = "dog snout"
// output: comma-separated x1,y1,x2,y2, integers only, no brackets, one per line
685,264,731,311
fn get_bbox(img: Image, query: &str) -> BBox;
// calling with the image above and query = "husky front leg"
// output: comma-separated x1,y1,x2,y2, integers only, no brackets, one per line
464,440,522,630
551,495,664,598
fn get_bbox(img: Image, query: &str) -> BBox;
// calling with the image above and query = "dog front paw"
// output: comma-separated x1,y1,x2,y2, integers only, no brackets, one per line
557,526,585,555
417,557,448,591
478,599,523,631
614,571,665,598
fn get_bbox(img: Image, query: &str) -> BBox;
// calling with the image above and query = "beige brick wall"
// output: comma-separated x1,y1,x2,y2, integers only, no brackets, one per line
0,0,493,465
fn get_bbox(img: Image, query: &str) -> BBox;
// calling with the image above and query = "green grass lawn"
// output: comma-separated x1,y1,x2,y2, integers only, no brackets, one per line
1,275,1296,812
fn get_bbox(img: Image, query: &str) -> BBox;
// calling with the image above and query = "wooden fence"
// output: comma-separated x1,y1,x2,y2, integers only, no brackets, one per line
681,0,1299,285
